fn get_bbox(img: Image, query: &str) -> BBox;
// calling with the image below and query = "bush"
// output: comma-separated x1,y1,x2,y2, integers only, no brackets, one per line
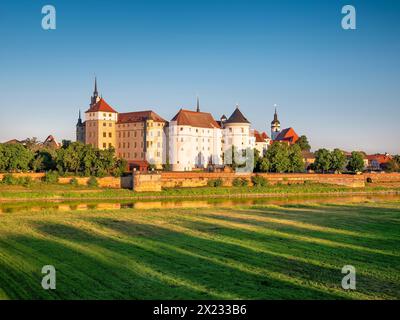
251,175,268,187
87,176,99,187
69,177,79,186
1,174,34,187
2,174,19,185
20,176,33,187
232,177,248,187
42,171,59,183
207,178,223,187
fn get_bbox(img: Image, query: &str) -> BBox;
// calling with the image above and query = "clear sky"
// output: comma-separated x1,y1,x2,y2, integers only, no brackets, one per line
0,0,399,154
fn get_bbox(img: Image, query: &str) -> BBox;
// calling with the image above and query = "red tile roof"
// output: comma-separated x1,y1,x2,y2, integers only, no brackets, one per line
118,110,167,124
366,154,392,164
274,127,299,144
254,130,270,142
171,109,220,129
85,98,118,113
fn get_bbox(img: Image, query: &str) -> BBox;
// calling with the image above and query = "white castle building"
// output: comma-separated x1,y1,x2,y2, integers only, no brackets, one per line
168,100,255,171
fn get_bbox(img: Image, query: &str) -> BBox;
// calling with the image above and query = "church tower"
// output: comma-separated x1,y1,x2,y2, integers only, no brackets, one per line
90,77,101,106
271,107,281,140
76,110,86,143
84,77,118,149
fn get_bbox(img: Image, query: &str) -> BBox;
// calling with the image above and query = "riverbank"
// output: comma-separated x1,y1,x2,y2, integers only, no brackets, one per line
1,182,400,202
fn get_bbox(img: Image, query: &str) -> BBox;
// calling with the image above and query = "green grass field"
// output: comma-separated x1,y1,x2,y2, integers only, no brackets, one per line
0,199,399,299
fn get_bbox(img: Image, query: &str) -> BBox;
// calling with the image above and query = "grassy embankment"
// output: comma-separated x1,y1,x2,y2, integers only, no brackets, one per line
0,181,400,201
0,200,399,299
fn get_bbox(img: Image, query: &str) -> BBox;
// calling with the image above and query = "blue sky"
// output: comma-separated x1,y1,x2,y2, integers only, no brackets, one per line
0,0,399,154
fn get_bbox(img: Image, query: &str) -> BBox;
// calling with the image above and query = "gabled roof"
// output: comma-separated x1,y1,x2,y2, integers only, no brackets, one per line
171,109,220,129
85,98,118,113
118,110,167,124
301,150,315,159
274,127,299,144
254,130,270,143
225,107,250,124
366,154,392,164
3,139,22,144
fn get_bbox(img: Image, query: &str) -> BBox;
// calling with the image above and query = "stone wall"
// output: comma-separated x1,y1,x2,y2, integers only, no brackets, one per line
0,173,45,180
159,172,366,188
58,176,121,188
133,173,161,192
0,173,121,188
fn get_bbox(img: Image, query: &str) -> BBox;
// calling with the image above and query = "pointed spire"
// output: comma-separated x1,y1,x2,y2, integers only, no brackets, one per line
196,96,200,112
271,104,280,125
94,76,98,96
78,109,81,121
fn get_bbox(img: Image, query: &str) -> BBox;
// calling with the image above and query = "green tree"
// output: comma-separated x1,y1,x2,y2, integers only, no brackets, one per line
295,135,311,151
314,148,331,173
288,144,304,172
385,159,400,172
266,142,290,173
1,144,34,172
0,144,6,172
347,151,365,173
330,149,346,173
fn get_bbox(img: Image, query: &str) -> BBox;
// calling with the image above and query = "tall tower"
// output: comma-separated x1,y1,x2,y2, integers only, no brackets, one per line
76,110,86,143
84,78,118,149
196,96,200,112
271,106,281,140
90,77,101,106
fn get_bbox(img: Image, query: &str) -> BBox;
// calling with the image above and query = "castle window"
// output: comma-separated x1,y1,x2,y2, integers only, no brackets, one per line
123,143,125,148
109,123,112,127
134,152,137,158
127,143,130,148
109,133,112,138
128,132,130,137
134,142,137,148
103,132,106,138
109,143,112,148
103,123,106,127
103,143,106,148
109,114,112,117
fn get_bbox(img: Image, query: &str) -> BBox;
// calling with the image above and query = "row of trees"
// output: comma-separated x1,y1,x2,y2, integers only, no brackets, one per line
0,142,127,177
312,149,364,173
254,143,305,173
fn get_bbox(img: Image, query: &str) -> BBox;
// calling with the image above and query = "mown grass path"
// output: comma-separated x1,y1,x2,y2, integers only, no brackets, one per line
0,200,399,299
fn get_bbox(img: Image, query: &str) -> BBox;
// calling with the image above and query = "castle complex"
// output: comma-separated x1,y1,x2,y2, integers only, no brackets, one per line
76,79,299,171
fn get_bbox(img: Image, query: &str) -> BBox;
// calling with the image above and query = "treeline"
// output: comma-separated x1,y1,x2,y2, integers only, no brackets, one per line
312,149,363,173
254,143,305,173
0,142,127,177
